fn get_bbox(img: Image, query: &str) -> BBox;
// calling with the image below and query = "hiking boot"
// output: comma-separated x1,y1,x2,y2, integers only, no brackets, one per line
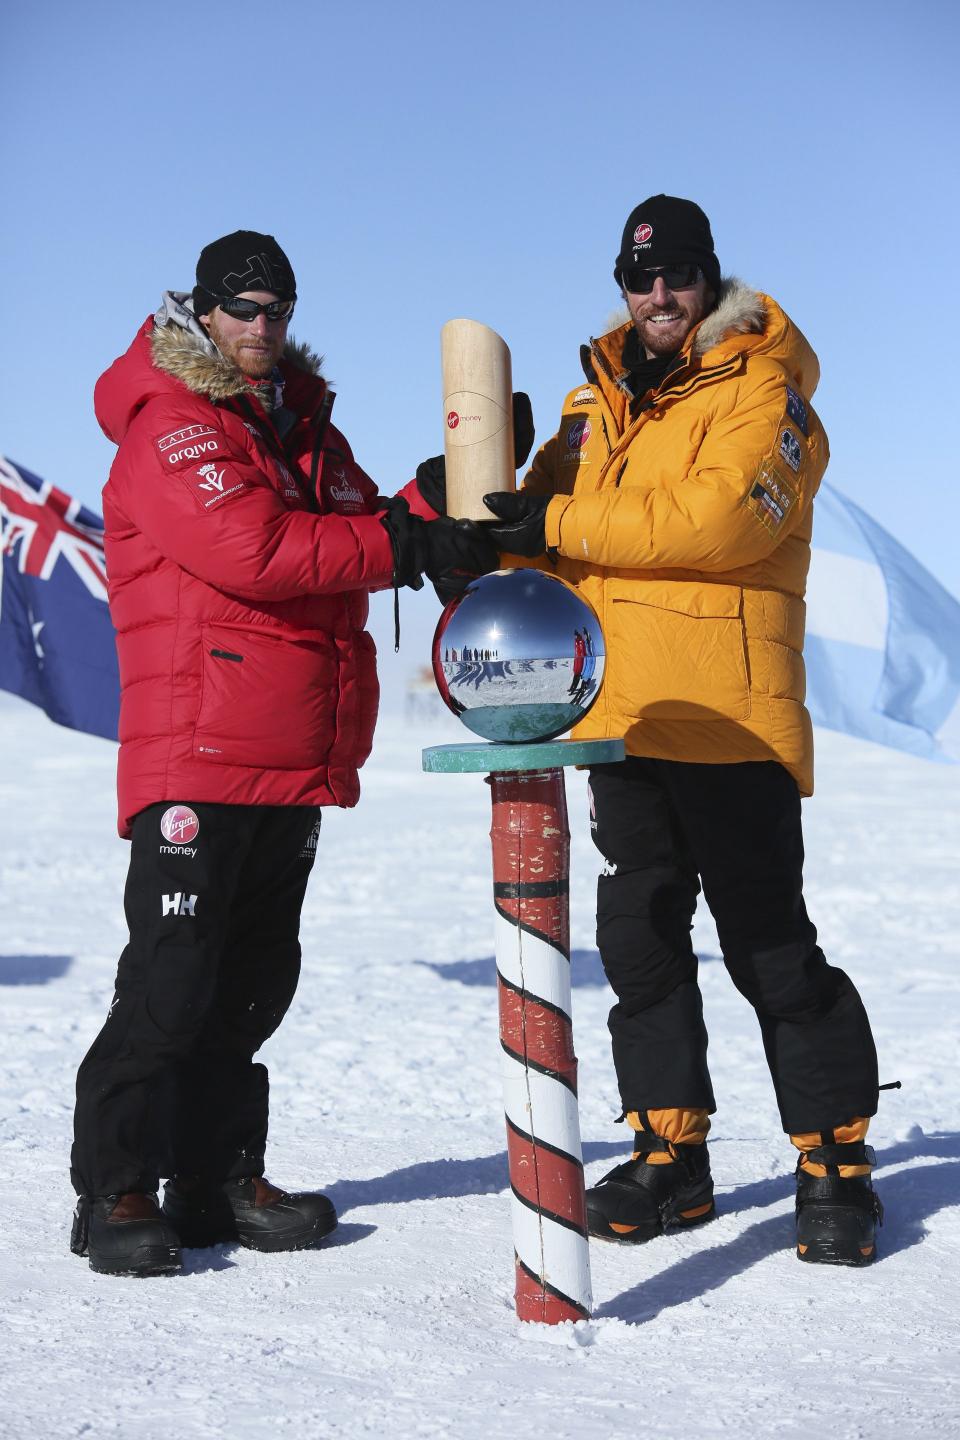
162,1175,337,1252
70,1192,182,1277
795,1142,882,1265
585,1133,716,1243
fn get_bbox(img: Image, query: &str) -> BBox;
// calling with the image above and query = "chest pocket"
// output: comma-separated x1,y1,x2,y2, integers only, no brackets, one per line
606,579,751,722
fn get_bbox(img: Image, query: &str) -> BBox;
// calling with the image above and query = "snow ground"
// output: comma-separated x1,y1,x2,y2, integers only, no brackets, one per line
0,691,958,1440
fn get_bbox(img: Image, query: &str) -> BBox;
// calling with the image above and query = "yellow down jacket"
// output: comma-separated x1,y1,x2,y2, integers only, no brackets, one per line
522,279,828,795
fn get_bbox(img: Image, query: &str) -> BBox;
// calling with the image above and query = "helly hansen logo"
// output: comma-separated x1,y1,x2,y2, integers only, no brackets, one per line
162,893,197,917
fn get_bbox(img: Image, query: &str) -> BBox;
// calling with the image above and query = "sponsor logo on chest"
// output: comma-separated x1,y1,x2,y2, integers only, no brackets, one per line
562,417,592,463
325,465,365,512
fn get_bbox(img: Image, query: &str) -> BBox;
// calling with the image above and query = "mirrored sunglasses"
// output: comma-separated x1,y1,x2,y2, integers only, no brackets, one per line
217,297,295,322
620,263,700,295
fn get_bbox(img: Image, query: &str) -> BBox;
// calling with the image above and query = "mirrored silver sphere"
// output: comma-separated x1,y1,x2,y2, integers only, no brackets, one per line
432,569,606,742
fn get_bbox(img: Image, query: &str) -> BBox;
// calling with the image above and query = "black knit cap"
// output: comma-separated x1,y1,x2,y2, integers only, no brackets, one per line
614,195,721,293
193,230,297,317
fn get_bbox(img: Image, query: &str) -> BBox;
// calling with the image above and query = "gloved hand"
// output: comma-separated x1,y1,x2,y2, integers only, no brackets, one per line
379,499,500,600
480,490,551,558
414,391,536,516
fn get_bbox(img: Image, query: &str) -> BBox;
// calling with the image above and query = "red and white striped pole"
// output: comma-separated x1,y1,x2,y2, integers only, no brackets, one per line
489,767,591,1323
423,735,622,1325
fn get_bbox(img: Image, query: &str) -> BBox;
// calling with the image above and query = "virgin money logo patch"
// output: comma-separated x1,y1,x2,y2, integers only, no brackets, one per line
160,806,200,845
567,419,591,450
634,223,653,245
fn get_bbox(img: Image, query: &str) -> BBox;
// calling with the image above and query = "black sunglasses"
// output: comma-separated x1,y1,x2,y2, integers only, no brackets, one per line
620,263,700,295
217,297,295,322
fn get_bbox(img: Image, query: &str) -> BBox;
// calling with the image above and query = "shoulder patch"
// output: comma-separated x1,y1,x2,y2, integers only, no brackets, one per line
745,461,797,534
181,460,246,512
571,386,595,407
784,385,809,436
154,425,227,472
778,427,803,474
561,417,592,464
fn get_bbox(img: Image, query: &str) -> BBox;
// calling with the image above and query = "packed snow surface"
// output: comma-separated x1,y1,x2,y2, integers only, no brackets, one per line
1,693,957,1439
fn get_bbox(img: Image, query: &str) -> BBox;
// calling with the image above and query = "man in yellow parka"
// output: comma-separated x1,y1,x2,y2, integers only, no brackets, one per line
483,195,883,1266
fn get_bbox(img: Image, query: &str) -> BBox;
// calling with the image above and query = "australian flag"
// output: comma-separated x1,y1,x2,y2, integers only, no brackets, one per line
0,455,119,741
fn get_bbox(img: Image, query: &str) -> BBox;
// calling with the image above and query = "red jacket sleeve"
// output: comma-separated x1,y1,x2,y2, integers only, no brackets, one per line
111,405,396,601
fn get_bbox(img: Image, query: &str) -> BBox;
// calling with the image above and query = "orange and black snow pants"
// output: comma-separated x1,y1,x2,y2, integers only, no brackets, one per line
587,757,879,1134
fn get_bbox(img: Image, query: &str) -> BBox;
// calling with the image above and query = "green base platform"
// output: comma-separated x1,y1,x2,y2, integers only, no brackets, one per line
422,737,625,774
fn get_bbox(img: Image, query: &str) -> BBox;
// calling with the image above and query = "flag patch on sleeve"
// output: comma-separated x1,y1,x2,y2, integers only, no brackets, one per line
784,386,809,436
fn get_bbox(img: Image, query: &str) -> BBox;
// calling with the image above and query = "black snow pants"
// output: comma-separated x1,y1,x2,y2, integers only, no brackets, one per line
71,801,322,1197
588,757,879,1134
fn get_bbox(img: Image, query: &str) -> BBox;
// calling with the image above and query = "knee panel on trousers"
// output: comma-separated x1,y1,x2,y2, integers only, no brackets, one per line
597,865,699,1011
723,939,847,1022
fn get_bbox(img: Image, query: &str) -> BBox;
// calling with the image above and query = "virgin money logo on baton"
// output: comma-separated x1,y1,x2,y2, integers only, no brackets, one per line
447,411,481,429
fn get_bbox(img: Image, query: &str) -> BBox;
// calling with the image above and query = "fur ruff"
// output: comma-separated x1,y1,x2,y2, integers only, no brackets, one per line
691,277,765,355
151,323,323,404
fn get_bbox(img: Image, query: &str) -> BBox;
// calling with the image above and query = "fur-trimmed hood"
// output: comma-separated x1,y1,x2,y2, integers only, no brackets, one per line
151,291,323,407
594,277,820,398
95,293,326,445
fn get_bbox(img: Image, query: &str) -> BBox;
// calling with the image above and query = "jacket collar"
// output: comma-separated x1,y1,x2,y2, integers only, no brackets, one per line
583,276,820,402
585,277,766,393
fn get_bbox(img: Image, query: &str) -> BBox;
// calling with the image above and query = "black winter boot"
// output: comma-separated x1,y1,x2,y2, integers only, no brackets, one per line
795,1141,882,1266
163,1176,337,1252
585,1133,716,1243
70,1192,182,1277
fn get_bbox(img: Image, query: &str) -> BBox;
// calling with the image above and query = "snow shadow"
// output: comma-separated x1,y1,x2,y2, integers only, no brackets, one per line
326,1141,624,1218
0,953,73,985
418,950,721,988
598,1130,960,1323
178,1223,374,1272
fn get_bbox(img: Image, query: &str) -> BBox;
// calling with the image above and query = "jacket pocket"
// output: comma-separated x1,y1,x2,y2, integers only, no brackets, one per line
193,622,338,769
607,580,751,722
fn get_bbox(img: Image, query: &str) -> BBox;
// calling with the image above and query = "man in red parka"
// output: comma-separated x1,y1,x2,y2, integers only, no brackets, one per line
70,230,494,1276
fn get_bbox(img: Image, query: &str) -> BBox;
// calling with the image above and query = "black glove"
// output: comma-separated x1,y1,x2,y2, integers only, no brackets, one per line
414,391,536,516
480,490,551,558
427,518,501,603
379,500,499,600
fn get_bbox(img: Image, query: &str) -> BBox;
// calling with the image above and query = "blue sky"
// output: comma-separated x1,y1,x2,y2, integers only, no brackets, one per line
3,0,958,690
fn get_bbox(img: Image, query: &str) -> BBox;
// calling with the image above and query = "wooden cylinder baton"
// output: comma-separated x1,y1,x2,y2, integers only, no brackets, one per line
441,318,515,520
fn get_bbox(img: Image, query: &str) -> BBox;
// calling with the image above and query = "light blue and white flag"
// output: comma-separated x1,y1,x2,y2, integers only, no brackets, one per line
806,482,960,762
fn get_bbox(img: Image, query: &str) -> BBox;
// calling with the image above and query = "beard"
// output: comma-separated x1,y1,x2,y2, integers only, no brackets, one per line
205,315,286,377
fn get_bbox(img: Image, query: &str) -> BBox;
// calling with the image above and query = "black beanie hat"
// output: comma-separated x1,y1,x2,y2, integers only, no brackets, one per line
193,230,297,317
613,195,721,293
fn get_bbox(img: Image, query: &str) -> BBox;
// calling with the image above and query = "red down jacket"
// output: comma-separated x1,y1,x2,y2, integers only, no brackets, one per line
95,299,428,837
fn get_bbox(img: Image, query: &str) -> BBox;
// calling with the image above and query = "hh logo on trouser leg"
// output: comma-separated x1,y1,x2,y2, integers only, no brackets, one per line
162,893,198,917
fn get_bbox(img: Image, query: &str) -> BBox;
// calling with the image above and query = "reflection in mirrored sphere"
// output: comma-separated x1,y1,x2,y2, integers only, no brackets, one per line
431,569,606,742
